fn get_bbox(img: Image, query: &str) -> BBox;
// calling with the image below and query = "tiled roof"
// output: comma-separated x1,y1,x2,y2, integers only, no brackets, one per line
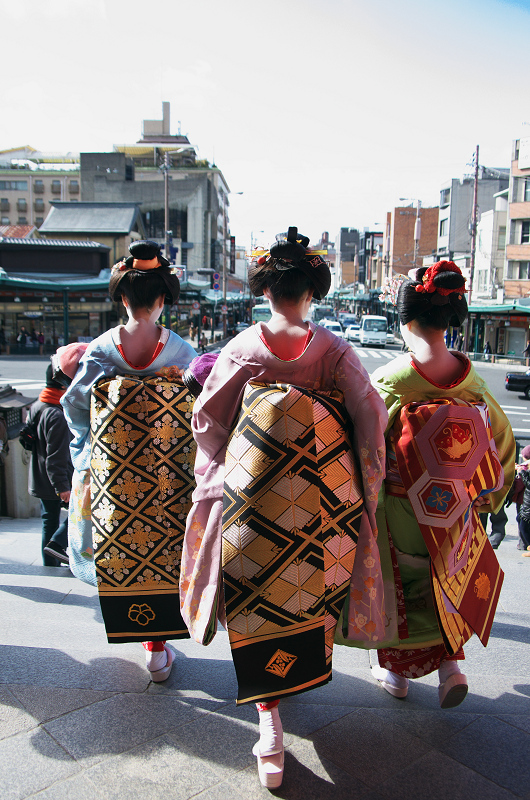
0,225,37,239
0,237,109,249
40,203,142,234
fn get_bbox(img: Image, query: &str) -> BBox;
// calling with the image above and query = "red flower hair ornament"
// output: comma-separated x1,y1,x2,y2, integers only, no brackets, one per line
411,261,466,296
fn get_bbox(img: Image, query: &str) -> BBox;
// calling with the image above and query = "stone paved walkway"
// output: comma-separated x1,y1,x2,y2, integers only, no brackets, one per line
0,508,529,800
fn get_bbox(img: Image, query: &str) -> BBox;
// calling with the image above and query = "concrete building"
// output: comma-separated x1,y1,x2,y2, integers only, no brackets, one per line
359,229,383,290
505,137,530,300
436,168,509,263
473,189,507,303
334,228,360,288
80,103,231,282
0,147,80,229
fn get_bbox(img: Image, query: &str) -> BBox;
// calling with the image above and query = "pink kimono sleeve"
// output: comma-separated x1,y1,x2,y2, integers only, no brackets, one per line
334,347,390,644
180,356,251,643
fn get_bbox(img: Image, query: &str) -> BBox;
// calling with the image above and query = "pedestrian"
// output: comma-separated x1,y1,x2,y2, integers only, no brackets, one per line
515,445,530,555
62,240,196,681
28,364,73,566
479,504,508,549
0,324,5,353
180,227,387,788
366,261,515,708
484,340,492,361
17,326,27,349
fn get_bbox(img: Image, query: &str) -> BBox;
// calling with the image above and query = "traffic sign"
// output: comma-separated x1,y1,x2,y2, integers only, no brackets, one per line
192,301,200,311
213,282,220,291
213,272,220,281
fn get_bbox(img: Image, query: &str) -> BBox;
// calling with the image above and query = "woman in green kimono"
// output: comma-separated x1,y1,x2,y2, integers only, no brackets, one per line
369,261,515,708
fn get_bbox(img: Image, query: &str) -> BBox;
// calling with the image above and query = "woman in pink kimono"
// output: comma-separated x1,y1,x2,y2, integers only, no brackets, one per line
180,228,388,788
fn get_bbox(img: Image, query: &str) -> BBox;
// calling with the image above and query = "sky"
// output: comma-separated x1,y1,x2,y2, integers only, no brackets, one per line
2,0,530,252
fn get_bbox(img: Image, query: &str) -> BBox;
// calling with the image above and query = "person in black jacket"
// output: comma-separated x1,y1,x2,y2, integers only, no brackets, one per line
28,365,73,566
516,444,530,555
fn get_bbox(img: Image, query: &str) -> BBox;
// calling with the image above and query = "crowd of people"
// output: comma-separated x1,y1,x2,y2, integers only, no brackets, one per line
26,236,523,790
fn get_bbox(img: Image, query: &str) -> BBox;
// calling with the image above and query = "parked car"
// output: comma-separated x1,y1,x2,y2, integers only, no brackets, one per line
505,370,530,399
320,320,344,337
344,324,361,342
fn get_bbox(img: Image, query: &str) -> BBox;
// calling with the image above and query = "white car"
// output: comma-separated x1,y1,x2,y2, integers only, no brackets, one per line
345,324,360,342
320,320,344,337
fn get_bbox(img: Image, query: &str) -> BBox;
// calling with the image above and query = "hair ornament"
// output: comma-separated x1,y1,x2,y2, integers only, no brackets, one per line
380,273,406,306
414,260,466,296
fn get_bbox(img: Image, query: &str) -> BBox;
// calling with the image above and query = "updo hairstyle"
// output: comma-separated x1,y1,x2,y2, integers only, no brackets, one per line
397,261,467,330
248,227,331,302
109,240,180,311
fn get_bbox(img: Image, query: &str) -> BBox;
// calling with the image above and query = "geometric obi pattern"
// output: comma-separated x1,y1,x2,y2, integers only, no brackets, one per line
393,398,504,654
222,382,364,704
90,375,196,643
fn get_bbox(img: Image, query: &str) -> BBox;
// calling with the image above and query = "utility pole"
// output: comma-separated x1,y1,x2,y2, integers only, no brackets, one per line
163,152,172,329
413,200,422,267
464,145,480,353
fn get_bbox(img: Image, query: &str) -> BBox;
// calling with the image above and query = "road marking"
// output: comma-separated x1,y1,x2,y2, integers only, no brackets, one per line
4,382,44,392
502,405,528,410
500,410,530,416
511,428,530,433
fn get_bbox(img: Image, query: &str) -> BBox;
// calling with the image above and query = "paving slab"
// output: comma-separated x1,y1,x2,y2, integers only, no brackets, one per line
1,513,529,799
376,750,519,800
0,727,80,800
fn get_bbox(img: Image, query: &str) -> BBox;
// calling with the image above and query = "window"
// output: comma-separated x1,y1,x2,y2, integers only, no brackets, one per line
0,180,28,190
51,180,62,194
69,180,79,194
0,198,9,212
17,216,27,224
17,198,27,212
35,217,44,226
507,260,530,279
34,198,45,212
439,218,448,237
440,188,450,207
1,216,9,224
522,221,530,245
33,180,44,194
525,177,530,203
498,226,506,250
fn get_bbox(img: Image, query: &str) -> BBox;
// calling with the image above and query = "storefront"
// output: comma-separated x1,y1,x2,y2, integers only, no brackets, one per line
467,302,530,360
0,275,116,353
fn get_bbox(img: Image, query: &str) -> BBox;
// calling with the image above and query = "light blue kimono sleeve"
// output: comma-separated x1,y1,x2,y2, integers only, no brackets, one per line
61,351,112,471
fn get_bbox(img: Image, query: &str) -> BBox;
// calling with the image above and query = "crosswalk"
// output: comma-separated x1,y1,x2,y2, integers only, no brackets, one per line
1,378,46,396
351,346,399,360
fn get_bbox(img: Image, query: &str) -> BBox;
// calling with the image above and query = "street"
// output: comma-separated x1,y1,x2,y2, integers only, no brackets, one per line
3,344,530,443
